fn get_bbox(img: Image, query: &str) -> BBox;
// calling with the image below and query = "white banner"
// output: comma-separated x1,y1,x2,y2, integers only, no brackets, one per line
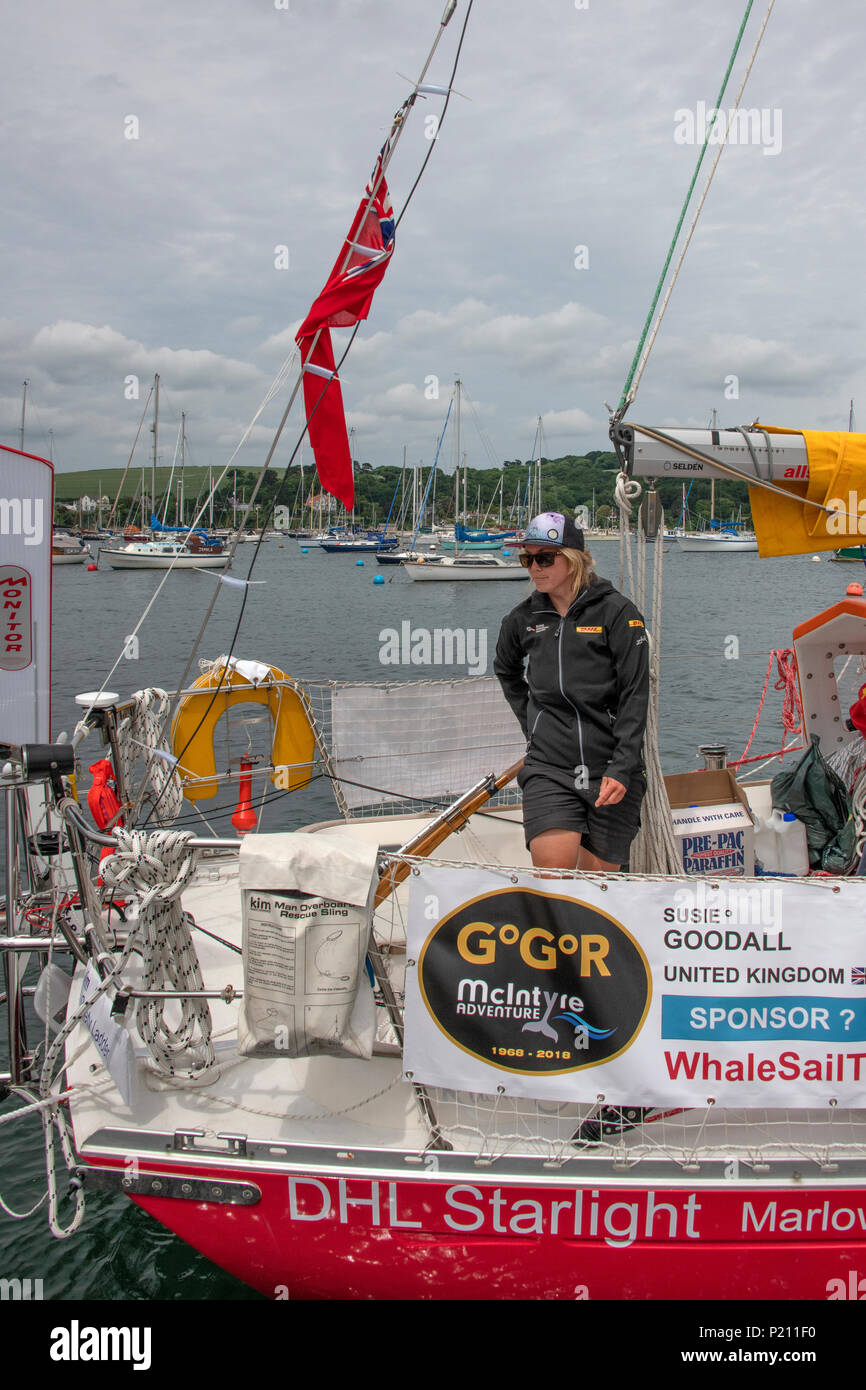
403,866,866,1108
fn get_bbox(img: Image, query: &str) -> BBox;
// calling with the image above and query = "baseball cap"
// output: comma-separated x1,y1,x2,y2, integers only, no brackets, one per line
522,511,585,551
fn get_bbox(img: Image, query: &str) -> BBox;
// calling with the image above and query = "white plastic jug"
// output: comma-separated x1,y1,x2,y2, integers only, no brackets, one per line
753,809,809,876
776,810,810,875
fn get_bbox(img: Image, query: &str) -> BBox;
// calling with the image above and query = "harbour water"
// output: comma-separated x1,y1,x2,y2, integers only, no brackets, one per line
0,536,856,1299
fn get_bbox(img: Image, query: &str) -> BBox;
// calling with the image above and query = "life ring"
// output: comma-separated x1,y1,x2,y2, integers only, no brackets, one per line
170,661,315,802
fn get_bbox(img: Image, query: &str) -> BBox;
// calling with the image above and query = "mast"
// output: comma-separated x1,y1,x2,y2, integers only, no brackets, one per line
454,378,464,522
710,408,717,526
349,427,356,528
151,373,160,529
400,445,407,533
179,412,185,526
19,380,28,452
299,437,305,532
453,464,459,532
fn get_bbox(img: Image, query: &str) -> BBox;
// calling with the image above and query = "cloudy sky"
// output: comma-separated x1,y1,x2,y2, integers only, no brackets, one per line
2,0,864,486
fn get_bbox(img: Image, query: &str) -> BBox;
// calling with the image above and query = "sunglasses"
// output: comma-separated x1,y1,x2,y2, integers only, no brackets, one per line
518,550,561,569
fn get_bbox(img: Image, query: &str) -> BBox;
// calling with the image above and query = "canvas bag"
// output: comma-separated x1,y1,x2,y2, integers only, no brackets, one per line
237,831,379,1058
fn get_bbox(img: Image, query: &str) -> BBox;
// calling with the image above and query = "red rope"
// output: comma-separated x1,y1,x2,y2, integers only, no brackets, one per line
735,648,803,766
775,648,803,737
728,745,805,769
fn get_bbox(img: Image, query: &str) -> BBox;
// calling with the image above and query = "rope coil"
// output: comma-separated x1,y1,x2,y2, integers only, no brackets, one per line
101,829,216,1080
115,688,184,825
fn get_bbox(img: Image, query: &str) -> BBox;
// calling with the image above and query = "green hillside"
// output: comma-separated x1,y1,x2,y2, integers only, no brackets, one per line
53,466,227,503
52,453,752,530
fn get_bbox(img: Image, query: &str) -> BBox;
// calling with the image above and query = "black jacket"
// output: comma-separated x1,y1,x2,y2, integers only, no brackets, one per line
494,577,649,785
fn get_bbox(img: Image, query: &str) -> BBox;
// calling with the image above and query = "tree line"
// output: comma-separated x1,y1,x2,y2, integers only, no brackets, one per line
56,452,753,531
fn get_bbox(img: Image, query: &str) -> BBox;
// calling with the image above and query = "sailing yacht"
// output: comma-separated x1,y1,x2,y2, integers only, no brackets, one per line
100,384,228,569
677,525,758,553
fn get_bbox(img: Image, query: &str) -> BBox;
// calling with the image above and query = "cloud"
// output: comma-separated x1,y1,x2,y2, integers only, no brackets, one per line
538,407,599,436
31,321,260,390
2,0,865,481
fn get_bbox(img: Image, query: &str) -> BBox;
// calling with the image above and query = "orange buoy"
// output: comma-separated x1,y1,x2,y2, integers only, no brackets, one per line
846,582,864,596
232,758,257,835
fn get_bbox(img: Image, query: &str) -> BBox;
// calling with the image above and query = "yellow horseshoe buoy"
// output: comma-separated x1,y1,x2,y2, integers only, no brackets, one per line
170,661,316,802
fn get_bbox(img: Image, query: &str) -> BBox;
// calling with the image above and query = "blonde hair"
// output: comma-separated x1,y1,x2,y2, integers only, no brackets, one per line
560,547,596,602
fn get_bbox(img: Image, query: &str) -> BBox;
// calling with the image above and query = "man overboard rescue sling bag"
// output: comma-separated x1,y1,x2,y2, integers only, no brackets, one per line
237,832,379,1059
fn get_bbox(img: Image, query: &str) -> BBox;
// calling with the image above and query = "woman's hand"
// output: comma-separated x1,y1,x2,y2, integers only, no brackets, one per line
595,776,626,807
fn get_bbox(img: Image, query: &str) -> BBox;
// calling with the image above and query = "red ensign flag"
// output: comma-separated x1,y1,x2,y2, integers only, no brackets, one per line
295,161,395,508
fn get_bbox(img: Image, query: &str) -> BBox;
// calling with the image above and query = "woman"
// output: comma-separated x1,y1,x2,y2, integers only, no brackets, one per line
494,511,649,872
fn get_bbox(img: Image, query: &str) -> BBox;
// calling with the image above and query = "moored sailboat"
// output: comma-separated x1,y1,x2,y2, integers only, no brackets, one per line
402,551,528,580
98,537,229,569
51,532,91,565
676,525,759,553
99,383,228,569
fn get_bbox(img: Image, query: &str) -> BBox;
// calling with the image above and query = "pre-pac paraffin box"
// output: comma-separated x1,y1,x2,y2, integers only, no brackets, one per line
664,770,755,876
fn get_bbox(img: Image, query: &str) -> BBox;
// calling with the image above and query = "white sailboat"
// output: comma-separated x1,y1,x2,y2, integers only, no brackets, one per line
99,381,228,570
677,527,758,552
402,552,528,580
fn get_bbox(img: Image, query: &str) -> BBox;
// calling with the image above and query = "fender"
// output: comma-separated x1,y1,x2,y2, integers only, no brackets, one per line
170,662,316,802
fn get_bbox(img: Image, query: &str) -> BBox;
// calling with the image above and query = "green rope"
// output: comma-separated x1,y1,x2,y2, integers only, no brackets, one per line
616,0,756,414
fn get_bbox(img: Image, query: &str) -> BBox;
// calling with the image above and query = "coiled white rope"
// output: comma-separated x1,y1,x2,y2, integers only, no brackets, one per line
115,688,184,825
100,829,216,1080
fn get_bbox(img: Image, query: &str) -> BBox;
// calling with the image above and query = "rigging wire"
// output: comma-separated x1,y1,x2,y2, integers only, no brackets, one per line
614,0,776,420
136,1,477,825
460,383,502,471
105,384,155,530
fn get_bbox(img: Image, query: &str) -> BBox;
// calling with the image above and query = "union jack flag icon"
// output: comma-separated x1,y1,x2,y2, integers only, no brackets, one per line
851,967,866,985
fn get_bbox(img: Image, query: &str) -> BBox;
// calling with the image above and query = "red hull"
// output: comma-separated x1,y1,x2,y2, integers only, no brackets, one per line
88,1159,866,1300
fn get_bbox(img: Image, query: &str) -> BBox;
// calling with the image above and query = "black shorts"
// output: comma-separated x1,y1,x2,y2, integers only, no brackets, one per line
519,764,646,865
